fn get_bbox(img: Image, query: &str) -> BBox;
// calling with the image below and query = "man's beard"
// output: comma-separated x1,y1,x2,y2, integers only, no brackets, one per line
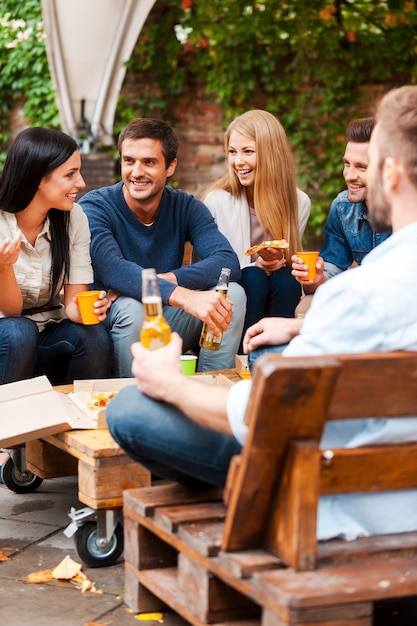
367,173,392,233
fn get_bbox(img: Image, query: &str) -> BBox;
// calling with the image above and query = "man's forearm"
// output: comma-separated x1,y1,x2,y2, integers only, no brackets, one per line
162,375,232,434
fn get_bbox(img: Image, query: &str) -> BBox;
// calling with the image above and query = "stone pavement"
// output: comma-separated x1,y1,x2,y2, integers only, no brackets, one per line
0,473,187,626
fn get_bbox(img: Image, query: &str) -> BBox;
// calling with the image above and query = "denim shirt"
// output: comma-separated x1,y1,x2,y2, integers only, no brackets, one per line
320,190,392,278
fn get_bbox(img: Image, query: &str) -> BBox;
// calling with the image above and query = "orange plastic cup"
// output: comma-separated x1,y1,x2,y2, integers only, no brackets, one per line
296,251,319,281
76,290,101,325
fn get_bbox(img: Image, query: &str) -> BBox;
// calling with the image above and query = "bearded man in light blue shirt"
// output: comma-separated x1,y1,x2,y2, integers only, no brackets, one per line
107,85,417,541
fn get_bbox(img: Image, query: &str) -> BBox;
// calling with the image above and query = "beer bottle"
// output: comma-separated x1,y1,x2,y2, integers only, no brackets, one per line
140,268,172,350
199,267,231,351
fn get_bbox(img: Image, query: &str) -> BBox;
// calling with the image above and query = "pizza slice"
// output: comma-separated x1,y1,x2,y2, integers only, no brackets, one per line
244,239,289,256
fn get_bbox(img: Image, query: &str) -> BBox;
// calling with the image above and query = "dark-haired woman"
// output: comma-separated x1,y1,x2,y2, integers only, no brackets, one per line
0,127,112,385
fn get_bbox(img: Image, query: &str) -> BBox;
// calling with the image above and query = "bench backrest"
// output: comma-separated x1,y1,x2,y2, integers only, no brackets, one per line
222,351,417,570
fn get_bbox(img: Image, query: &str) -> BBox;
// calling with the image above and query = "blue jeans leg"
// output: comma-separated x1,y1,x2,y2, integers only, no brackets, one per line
240,266,301,335
240,266,270,333
248,343,288,371
197,282,246,372
105,296,143,377
106,385,242,488
0,317,39,384
268,266,302,317
37,319,113,383
106,296,203,377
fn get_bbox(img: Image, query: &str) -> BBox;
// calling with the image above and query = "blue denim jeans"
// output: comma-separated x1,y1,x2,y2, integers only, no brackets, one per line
105,282,247,377
248,342,287,371
106,384,242,487
240,266,301,337
0,317,113,385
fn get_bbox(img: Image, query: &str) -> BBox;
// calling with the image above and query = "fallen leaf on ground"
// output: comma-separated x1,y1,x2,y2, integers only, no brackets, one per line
26,555,102,593
135,613,164,622
84,622,111,626
26,569,54,583
0,550,10,561
52,554,82,579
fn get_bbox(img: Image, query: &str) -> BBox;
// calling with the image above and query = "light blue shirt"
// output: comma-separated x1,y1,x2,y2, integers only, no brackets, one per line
227,221,417,540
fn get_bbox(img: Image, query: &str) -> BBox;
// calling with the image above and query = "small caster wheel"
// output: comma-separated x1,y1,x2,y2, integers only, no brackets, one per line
75,521,124,568
1,456,43,494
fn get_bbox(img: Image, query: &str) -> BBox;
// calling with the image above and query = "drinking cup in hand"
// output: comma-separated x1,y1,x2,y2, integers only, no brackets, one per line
296,251,319,281
76,290,101,325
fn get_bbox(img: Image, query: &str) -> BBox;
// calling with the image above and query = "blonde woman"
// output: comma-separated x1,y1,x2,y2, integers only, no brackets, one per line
202,110,310,339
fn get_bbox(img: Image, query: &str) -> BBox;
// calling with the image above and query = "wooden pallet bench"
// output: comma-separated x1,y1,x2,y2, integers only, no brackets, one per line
123,351,417,625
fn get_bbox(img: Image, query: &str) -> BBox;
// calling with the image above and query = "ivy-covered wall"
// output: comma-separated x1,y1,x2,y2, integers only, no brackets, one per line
1,0,417,243
116,0,417,238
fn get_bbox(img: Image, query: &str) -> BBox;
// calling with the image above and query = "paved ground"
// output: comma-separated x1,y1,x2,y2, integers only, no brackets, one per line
0,471,187,626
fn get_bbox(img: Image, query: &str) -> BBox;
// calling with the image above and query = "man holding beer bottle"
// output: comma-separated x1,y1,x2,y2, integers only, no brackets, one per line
81,118,246,376
107,85,417,541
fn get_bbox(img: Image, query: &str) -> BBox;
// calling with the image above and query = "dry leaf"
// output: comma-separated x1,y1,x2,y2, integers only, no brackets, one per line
0,550,10,561
26,569,54,584
26,555,102,594
135,613,164,623
52,555,82,580
84,622,111,626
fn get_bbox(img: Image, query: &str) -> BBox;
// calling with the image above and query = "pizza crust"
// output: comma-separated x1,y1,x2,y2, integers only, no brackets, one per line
244,239,289,256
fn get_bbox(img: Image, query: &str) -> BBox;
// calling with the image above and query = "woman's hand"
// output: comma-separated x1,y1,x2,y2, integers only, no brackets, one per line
256,247,287,274
66,286,109,323
92,290,110,322
0,230,21,266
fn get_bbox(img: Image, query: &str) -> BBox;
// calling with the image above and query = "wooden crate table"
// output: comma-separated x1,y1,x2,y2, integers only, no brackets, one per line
25,384,151,510
25,369,240,510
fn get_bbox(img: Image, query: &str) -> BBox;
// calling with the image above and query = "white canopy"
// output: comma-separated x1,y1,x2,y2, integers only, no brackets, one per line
41,0,156,147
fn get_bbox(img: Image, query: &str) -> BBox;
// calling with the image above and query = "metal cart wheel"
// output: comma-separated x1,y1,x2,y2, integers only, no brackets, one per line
1,456,43,494
75,521,124,568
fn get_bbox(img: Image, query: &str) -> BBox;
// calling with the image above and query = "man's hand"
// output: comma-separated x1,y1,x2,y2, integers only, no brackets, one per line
243,317,303,353
106,289,120,307
157,271,178,285
131,332,184,401
291,253,325,293
169,286,233,336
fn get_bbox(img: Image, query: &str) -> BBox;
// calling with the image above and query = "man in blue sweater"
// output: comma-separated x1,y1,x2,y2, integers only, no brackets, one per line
80,118,246,376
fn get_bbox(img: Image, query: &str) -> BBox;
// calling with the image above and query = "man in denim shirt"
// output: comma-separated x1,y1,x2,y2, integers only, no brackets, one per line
292,117,391,310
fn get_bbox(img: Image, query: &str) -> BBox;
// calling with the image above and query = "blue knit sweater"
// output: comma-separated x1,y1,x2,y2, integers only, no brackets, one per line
80,182,241,303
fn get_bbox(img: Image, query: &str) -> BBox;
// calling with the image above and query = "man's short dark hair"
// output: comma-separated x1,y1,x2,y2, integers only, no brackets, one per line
118,118,179,168
346,117,375,143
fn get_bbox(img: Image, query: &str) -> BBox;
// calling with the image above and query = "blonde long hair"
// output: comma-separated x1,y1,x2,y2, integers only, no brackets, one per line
203,110,301,261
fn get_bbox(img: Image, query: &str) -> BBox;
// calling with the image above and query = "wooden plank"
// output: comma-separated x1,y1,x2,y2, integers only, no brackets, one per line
139,567,261,626
154,501,226,533
268,441,320,570
320,443,417,494
26,438,78,478
222,357,340,552
124,483,223,518
177,553,259,622
217,549,282,579
317,530,417,563
45,428,124,459
327,352,417,421
125,561,168,615
261,605,372,626
78,455,150,509
253,554,417,609
178,521,224,557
